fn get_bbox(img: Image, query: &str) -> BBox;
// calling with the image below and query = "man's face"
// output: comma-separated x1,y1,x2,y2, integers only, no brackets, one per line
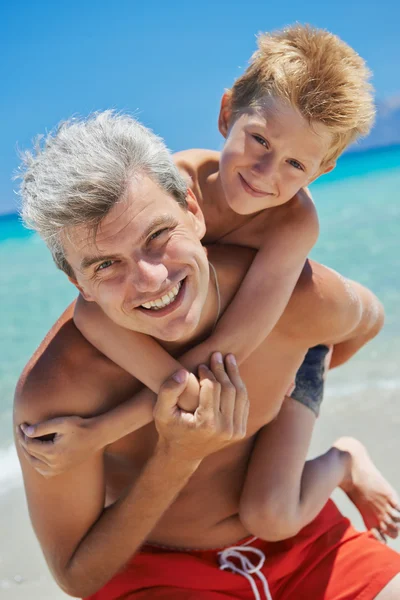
64,175,209,342
218,95,334,215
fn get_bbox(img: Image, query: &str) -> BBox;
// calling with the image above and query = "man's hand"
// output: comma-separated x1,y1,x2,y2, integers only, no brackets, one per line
155,352,249,463
16,416,100,478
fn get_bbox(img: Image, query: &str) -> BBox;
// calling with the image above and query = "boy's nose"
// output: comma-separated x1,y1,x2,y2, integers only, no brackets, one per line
252,154,279,188
131,259,168,293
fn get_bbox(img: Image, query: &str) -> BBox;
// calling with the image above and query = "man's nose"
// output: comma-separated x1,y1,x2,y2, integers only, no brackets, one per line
131,259,168,293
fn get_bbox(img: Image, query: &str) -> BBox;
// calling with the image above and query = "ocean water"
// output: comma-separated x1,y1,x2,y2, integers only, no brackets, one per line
1,145,400,494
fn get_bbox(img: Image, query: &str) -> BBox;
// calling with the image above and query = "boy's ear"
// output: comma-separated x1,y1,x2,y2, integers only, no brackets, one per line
321,162,336,176
309,161,336,184
218,90,233,138
67,276,94,302
185,188,206,240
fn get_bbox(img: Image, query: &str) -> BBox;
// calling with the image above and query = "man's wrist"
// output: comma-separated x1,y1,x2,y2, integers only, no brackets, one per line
154,440,202,475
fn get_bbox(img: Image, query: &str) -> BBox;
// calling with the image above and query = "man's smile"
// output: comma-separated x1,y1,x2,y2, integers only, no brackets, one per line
136,277,187,318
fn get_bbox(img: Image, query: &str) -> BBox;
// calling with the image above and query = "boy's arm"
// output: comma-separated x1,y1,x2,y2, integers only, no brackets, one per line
183,194,319,367
74,295,185,394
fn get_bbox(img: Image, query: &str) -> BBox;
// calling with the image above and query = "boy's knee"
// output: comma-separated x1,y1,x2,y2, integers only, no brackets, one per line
239,500,301,542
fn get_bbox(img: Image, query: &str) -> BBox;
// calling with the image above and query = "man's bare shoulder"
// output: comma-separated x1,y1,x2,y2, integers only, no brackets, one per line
14,303,129,424
279,260,364,344
210,243,366,347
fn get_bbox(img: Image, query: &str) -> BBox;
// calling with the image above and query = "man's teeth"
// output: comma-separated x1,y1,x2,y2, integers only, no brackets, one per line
141,282,182,310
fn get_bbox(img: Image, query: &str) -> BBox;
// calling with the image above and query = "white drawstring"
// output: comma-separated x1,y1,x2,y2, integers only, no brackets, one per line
218,538,272,600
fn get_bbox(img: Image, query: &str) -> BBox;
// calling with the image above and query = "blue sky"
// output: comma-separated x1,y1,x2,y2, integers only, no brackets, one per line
1,0,399,214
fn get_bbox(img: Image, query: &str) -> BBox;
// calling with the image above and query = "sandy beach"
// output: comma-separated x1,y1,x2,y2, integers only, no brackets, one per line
2,363,400,599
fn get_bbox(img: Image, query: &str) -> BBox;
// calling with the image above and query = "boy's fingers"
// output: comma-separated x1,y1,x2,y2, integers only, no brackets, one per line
20,445,50,473
198,364,220,414
17,429,53,463
20,418,64,438
156,370,189,418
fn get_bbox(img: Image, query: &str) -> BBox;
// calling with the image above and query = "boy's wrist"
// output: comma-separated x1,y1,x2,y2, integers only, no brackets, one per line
88,414,114,450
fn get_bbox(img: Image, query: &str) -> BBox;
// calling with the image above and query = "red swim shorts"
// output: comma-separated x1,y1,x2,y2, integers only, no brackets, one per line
86,500,400,600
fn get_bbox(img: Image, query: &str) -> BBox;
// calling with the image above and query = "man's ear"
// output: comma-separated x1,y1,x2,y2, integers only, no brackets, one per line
185,188,206,240
218,90,233,138
67,276,94,302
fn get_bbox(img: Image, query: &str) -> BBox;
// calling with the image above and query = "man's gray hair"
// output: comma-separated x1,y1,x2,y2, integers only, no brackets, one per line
18,111,188,277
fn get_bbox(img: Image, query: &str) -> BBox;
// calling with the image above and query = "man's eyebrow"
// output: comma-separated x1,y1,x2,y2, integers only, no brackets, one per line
80,253,122,272
139,214,178,243
79,215,178,271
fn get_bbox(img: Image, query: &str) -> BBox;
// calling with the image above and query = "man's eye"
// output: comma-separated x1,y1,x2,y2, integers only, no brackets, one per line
252,134,268,148
96,260,114,272
288,159,304,171
149,228,168,242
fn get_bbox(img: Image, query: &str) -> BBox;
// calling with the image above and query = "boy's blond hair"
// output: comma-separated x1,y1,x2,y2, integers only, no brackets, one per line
230,25,375,166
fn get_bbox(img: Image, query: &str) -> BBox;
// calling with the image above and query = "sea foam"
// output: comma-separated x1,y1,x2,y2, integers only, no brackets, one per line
0,444,23,496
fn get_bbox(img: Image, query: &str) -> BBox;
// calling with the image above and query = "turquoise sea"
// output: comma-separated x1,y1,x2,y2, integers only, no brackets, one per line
1,145,400,493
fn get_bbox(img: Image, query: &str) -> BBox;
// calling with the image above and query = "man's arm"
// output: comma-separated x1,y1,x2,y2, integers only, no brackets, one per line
15,358,248,598
280,260,384,352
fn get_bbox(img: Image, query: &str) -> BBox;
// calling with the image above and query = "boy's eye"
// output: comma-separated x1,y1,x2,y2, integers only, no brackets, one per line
96,259,115,272
252,134,268,148
288,159,304,171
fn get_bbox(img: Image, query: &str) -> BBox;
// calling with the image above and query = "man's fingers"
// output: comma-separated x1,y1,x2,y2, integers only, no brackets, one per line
225,354,249,437
210,353,235,419
156,370,189,420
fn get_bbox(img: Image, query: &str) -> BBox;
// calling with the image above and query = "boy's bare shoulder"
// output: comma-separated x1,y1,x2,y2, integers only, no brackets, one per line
173,149,220,197
266,187,318,236
14,304,130,425
173,148,220,171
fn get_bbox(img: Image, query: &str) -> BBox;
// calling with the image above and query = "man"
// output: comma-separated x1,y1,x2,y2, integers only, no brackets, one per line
15,113,400,599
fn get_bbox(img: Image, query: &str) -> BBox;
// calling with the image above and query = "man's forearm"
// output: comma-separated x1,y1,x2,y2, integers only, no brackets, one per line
58,444,199,597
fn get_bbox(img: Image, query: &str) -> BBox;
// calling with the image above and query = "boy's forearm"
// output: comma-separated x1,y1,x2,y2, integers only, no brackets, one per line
59,444,199,597
92,388,156,447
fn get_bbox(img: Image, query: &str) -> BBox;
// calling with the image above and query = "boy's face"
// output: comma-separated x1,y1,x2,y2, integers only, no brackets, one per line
218,94,334,215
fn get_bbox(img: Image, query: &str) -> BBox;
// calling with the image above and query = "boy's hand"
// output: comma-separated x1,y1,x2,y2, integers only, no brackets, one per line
155,353,249,464
176,373,201,413
16,416,100,478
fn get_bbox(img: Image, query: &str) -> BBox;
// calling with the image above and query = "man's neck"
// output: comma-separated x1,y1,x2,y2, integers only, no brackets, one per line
160,262,220,356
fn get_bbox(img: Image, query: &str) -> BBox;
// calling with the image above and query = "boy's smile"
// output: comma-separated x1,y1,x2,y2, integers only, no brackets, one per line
218,95,334,215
